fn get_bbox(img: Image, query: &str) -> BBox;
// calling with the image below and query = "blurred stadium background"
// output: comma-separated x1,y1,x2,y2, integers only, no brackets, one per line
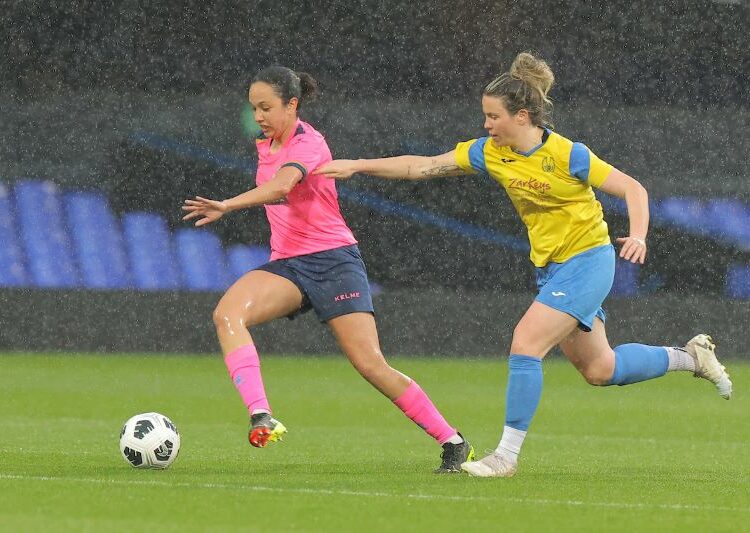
0,0,748,356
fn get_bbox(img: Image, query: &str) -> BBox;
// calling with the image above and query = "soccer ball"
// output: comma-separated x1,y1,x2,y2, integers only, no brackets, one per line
119,412,181,469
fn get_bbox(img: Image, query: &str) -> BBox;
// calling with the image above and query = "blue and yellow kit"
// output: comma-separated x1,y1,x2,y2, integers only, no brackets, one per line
455,128,614,267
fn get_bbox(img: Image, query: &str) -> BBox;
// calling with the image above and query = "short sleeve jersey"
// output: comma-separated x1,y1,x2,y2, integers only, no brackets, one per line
455,128,613,267
255,119,357,260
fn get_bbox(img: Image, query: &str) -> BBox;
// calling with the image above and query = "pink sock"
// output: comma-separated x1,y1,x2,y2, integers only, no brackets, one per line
224,344,270,415
393,380,457,444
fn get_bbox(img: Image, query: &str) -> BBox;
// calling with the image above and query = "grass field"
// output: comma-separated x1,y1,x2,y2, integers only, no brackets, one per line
0,352,747,532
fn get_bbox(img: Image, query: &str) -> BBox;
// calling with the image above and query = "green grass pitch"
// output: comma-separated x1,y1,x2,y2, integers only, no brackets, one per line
0,352,747,532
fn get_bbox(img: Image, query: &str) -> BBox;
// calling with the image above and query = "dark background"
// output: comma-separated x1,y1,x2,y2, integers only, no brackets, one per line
4,0,748,104
1,0,748,293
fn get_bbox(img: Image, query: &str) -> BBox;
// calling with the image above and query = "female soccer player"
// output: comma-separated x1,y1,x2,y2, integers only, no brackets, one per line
182,66,473,473
316,53,733,478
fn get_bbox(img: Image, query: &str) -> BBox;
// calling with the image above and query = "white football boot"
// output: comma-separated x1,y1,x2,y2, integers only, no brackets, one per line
461,451,518,478
684,334,732,400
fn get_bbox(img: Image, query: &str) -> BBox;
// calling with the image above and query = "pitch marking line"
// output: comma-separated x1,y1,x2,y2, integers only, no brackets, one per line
1,473,748,513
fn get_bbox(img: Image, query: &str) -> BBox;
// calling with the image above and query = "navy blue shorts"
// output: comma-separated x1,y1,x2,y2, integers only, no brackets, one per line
254,244,375,322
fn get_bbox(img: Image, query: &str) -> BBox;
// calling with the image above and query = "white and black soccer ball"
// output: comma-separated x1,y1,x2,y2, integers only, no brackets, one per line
119,412,181,469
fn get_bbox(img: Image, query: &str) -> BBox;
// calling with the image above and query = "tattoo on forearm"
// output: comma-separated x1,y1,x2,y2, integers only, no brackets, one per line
420,164,462,178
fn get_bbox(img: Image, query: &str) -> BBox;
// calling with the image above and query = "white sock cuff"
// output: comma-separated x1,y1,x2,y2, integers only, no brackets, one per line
497,425,527,457
665,346,696,372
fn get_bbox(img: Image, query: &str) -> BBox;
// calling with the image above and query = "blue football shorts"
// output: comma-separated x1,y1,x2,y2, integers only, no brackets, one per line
534,244,615,332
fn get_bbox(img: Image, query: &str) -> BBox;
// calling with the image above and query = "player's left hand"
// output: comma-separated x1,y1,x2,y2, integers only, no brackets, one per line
182,196,229,226
615,236,647,264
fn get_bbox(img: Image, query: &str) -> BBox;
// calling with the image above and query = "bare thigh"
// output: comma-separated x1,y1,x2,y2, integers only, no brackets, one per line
327,312,410,400
510,300,580,358
558,317,615,385
213,270,304,354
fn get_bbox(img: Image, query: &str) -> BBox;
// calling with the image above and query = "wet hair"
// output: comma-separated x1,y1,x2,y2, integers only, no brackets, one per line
483,52,554,127
251,66,319,111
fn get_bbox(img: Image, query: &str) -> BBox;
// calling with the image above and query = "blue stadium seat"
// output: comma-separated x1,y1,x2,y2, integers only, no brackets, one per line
659,197,709,236
226,244,271,282
610,258,639,297
596,193,626,216
726,264,750,299
704,199,750,250
597,195,670,229
174,228,231,291
15,180,80,287
65,191,131,289
122,212,181,290
648,198,666,226
0,182,29,286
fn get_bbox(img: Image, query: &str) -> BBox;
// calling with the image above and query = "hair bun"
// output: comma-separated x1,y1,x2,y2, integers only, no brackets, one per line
509,52,554,97
297,72,319,103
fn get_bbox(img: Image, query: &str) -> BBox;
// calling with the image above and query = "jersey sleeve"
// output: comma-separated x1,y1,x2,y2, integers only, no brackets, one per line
569,142,614,188
282,135,326,178
454,138,489,174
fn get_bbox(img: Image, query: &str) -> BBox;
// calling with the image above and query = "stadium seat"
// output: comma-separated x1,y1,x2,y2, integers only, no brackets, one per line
647,198,666,226
122,212,181,290
610,258,639,297
596,193,626,216
174,228,231,291
226,244,271,282
65,191,131,289
14,180,80,287
726,264,750,300
659,197,709,236
0,182,29,286
704,199,750,250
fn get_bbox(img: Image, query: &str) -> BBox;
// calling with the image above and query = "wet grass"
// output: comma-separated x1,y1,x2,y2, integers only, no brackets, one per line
0,353,747,532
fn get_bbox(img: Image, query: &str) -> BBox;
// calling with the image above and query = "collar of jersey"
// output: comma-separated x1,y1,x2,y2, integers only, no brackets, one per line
511,127,552,157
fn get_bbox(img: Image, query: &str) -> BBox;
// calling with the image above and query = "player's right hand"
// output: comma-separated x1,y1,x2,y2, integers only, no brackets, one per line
314,160,359,179
181,196,229,226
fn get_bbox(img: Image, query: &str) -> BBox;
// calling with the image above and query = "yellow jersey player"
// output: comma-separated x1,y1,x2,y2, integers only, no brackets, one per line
316,52,733,478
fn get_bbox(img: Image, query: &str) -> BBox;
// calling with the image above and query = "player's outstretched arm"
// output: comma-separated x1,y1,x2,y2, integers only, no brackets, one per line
598,168,649,264
182,166,303,226
315,150,470,181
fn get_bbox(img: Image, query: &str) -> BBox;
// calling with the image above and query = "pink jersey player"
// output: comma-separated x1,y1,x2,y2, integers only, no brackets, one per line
182,66,473,473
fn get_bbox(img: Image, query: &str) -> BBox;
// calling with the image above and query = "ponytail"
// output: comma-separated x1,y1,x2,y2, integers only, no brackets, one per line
252,67,319,111
484,52,554,127
297,72,319,104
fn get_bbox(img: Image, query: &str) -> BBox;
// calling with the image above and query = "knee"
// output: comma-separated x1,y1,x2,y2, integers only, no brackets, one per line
579,353,615,386
582,369,612,386
353,356,391,384
510,327,540,356
212,303,245,335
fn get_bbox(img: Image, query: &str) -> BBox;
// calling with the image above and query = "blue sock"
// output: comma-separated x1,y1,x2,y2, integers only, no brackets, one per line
505,354,543,431
608,344,668,386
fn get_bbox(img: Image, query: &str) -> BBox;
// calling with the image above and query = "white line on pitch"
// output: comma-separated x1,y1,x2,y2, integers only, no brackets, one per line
0,473,748,513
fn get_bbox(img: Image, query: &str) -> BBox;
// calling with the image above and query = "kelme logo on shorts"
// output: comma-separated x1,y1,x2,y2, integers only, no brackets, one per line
334,292,361,302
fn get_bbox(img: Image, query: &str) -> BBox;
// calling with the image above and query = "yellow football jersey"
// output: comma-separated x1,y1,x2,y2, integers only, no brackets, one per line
455,129,614,267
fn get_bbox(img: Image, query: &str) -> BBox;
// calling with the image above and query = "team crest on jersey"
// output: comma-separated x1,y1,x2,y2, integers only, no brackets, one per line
541,156,555,173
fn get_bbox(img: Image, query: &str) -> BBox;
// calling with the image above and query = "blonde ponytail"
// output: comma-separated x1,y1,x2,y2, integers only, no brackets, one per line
484,52,555,127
